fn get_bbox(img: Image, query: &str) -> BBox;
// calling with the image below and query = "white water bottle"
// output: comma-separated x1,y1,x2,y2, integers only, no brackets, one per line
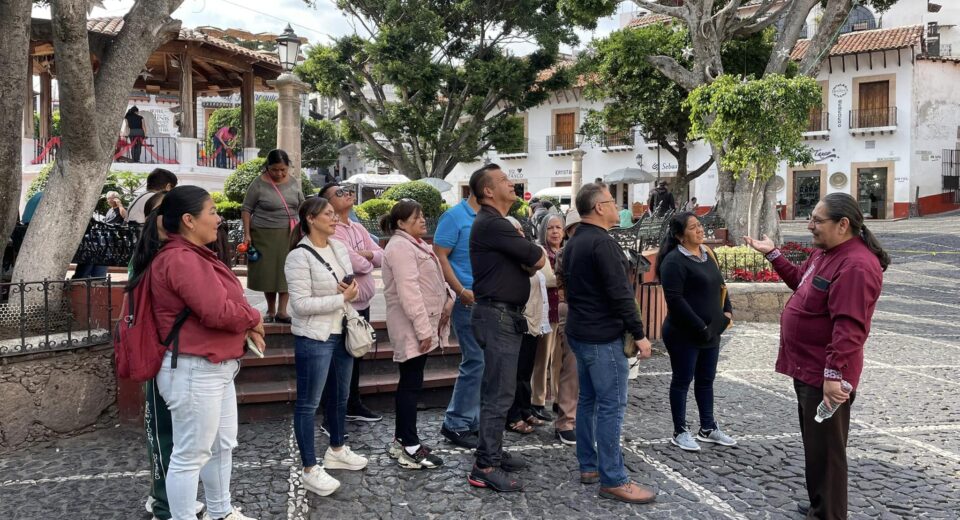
814,380,853,423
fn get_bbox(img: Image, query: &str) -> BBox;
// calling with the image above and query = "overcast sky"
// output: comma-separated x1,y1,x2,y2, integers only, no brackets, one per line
33,0,628,54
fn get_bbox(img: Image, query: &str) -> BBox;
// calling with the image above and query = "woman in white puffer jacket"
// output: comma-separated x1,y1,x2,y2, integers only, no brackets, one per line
284,196,367,497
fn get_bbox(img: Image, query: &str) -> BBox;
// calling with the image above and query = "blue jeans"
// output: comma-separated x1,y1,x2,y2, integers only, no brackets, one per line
568,336,630,488
293,334,352,468
442,300,483,433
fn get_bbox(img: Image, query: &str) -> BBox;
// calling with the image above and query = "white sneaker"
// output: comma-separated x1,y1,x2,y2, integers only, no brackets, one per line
323,445,368,471
302,466,341,496
208,508,257,520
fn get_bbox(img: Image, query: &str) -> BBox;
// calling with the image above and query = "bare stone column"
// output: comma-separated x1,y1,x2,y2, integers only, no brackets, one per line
268,73,309,178
571,149,586,201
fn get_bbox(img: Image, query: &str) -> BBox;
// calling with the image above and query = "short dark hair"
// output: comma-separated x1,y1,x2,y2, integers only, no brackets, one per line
541,200,553,210
146,168,178,191
575,182,607,216
319,181,340,199
469,163,501,202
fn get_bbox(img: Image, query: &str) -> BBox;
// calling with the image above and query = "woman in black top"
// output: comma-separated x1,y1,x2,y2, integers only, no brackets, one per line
125,106,146,163
656,212,736,452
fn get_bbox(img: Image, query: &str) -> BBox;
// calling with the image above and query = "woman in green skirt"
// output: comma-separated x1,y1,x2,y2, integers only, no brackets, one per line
242,149,305,323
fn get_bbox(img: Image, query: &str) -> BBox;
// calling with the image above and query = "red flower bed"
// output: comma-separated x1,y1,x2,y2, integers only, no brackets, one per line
781,241,815,254
730,268,781,282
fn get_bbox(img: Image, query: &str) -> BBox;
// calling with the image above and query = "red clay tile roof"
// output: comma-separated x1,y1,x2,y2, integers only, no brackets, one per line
791,25,923,61
626,14,675,28
86,17,281,66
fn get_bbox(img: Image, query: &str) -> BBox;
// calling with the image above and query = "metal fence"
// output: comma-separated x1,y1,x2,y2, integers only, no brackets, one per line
0,277,113,357
198,141,244,169
849,107,897,129
114,136,179,165
714,248,811,283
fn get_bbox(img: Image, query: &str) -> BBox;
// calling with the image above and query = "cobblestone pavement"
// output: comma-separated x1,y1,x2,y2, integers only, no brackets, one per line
2,216,959,519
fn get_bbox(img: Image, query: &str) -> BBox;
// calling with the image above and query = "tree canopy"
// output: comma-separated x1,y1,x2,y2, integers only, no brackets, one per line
686,73,822,181
297,0,595,179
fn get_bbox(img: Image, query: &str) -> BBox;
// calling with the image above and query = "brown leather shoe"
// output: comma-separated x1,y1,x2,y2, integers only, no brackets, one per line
599,481,657,504
580,471,599,484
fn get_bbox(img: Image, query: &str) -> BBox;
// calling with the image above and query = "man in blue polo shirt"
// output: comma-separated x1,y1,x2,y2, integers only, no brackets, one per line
435,175,483,448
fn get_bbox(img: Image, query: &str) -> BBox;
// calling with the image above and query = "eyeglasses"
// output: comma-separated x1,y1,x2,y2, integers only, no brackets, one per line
809,216,834,226
594,199,617,209
333,188,353,198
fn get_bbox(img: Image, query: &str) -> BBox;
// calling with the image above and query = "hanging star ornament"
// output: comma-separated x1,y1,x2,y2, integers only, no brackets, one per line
681,46,694,60
138,68,154,81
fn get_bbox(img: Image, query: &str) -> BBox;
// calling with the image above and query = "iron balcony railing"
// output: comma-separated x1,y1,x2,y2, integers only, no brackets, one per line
546,134,583,152
114,135,179,165
600,130,635,148
495,138,529,155
849,107,897,129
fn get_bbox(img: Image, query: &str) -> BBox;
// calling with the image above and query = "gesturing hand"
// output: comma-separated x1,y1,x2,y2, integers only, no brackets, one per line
742,234,776,255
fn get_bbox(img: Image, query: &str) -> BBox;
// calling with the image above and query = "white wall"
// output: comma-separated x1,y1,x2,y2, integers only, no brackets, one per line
911,59,960,200
443,90,717,207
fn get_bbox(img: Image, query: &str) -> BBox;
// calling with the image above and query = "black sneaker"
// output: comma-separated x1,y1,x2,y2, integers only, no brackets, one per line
398,445,444,469
530,405,554,421
346,403,382,422
467,465,524,492
556,429,576,446
499,451,528,472
441,424,478,449
318,424,349,441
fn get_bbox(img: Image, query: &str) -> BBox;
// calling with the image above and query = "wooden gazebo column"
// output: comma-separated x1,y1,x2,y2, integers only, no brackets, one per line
241,69,258,158
38,68,52,141
179,49,195,138
23,57,34,139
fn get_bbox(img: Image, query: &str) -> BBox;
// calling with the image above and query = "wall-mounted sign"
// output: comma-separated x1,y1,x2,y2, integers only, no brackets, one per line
836,98,843,128
876,157,900,162
507,168,525,180
829,171,848,188
813,148,838,162
832,84,849,97
895,177,908,183
554,169,572,177
652,162,679,172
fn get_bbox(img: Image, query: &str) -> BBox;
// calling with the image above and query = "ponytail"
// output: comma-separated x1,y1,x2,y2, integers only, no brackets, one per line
860,225,890,272
290,196,330,250
127,209,164,292
655,211,697,281
379,199,423,236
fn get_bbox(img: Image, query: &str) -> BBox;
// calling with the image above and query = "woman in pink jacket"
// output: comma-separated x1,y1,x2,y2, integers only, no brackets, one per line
380,200,454,469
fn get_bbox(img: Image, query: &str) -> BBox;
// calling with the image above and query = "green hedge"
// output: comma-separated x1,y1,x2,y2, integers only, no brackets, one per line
382,181,444,218
222,157,314,204
355,198,396,221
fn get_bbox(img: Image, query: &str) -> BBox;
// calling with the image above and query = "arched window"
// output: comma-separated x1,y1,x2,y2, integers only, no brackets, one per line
840,6,877,34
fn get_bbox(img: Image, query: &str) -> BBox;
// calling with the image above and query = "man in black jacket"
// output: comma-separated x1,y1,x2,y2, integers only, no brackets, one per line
563,182,657,505
466,164,546,493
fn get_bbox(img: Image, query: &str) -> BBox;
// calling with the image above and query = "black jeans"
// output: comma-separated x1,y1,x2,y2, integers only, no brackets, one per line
507,333,539,424
395,354,428,446
666,342,720,435
321,308,368,414
794,379,855,520
473,303,525,468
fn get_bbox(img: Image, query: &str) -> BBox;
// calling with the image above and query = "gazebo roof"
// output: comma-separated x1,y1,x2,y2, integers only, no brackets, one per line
30,17,285,95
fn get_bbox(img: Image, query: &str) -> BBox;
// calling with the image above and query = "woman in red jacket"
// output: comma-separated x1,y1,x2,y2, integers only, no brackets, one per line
131,186,264,520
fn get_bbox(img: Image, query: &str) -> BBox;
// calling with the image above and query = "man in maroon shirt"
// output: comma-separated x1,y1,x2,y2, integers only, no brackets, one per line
745,192,889,520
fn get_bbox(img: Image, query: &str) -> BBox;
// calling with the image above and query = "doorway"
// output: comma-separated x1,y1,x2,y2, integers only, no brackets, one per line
555,112,576,150
857,167,888,219
793,170,821,220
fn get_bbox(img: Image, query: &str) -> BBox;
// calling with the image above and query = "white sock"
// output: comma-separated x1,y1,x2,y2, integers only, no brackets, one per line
404,444,421,455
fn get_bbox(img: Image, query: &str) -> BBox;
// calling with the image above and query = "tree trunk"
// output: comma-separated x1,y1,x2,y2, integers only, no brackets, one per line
0,0,31,269
759,175,782,244
11,0,181,298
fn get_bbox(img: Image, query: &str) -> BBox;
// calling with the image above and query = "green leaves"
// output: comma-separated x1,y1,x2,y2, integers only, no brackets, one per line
685,74,822,181
296,0,592,179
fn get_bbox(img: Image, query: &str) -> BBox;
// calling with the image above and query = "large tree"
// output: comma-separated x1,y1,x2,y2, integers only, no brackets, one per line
12,0,183,289
297,0,596,180
0,0,33,271
567,0,899,240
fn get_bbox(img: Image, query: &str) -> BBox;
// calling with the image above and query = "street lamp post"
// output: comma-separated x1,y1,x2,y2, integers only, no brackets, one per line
269,24,310,178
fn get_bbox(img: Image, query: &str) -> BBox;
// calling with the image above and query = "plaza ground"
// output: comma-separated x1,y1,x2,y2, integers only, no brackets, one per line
1,215,959,519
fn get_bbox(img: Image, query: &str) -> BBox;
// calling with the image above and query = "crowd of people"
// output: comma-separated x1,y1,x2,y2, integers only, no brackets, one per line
123,155,886,520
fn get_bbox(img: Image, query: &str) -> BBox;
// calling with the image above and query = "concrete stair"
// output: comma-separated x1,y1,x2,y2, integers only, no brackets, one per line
235,321,461,421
